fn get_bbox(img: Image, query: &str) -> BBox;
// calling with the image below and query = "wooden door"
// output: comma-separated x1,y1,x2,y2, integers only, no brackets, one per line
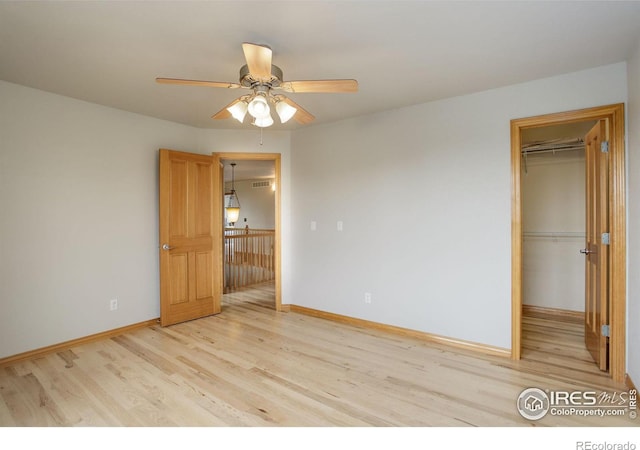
159,149,222,326
583,120,609,371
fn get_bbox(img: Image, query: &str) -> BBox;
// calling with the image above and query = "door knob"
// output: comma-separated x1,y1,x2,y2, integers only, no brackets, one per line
162,243,173,251
579,248,592,255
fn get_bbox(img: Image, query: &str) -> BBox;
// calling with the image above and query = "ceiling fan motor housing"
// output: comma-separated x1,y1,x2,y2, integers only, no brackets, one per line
239,64,283,88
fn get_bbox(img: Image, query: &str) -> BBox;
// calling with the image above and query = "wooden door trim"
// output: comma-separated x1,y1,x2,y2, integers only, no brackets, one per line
213,152,282,311
510,103,626,383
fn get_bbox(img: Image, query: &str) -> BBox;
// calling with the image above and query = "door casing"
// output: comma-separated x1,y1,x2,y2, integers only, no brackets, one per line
213,152,282,311
510,103,626,383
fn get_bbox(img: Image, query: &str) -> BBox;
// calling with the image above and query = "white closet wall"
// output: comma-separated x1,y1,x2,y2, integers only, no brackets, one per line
521,150,586,312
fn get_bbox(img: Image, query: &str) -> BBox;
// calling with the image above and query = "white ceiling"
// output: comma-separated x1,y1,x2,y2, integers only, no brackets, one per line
1,1,640,131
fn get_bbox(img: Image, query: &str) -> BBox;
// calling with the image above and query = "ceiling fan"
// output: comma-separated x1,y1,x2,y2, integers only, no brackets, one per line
156,42,358,127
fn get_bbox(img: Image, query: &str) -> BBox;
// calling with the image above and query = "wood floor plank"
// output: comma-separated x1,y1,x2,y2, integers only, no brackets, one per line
0,282,636,427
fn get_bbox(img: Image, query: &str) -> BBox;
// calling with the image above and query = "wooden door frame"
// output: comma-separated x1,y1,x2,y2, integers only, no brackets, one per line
213,152,282,311
510,103,626,383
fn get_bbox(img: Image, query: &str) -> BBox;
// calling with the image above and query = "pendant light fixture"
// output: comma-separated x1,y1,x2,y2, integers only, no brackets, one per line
225,163,241,225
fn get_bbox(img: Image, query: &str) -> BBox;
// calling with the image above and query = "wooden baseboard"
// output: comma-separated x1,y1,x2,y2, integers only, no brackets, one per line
523,304,584,323
0,318,159,368
279,304,291,312
626,373,637,392
289,305,510,358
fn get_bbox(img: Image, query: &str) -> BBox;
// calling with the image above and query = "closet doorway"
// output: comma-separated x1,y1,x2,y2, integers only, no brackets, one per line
520,121,594,319
510,104,626,383
519,121,596,375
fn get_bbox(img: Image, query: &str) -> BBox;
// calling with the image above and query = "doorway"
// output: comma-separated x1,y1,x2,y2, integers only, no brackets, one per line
519,121,596,373
213,152,282,311
510,103,626,383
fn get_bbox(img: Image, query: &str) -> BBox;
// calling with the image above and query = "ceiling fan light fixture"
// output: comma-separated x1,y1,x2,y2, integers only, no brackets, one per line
247,94,270,119
253,115,274,128
227,101,248,123
276,101,297,123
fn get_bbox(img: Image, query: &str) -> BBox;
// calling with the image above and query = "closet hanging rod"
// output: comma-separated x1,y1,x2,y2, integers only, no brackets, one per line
521,145,584,155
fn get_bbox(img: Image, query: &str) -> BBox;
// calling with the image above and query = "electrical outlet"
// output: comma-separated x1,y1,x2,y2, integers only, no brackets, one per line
364,293,372,304
110,298,118,311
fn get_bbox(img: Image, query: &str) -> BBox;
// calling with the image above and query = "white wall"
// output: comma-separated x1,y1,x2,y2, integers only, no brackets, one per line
224,179,276,229
627,36,640,385
0,80,292,359
290,63,627,350
522,153,585,312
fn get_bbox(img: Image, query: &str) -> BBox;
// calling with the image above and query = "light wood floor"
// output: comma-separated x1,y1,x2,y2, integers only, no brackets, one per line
0,283,636,427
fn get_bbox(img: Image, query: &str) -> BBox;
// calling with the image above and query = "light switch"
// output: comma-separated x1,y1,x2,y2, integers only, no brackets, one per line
310,221,317,231
337,221,343,231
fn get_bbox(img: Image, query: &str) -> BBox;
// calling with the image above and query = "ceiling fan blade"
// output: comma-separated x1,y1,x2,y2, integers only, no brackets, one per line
281,96,315,125
242,42,273,81
279,79,358,93
211,98,243,120
156,77,241,89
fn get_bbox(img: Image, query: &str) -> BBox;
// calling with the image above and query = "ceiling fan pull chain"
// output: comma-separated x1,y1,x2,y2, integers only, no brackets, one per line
260,126,264,146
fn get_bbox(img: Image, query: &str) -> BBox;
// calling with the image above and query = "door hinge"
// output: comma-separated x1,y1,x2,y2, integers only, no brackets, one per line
602,232,610,245
601,141,609,153
602,324,610,337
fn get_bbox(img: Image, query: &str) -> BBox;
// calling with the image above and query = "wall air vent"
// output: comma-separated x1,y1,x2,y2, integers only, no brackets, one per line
251,180,271,189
